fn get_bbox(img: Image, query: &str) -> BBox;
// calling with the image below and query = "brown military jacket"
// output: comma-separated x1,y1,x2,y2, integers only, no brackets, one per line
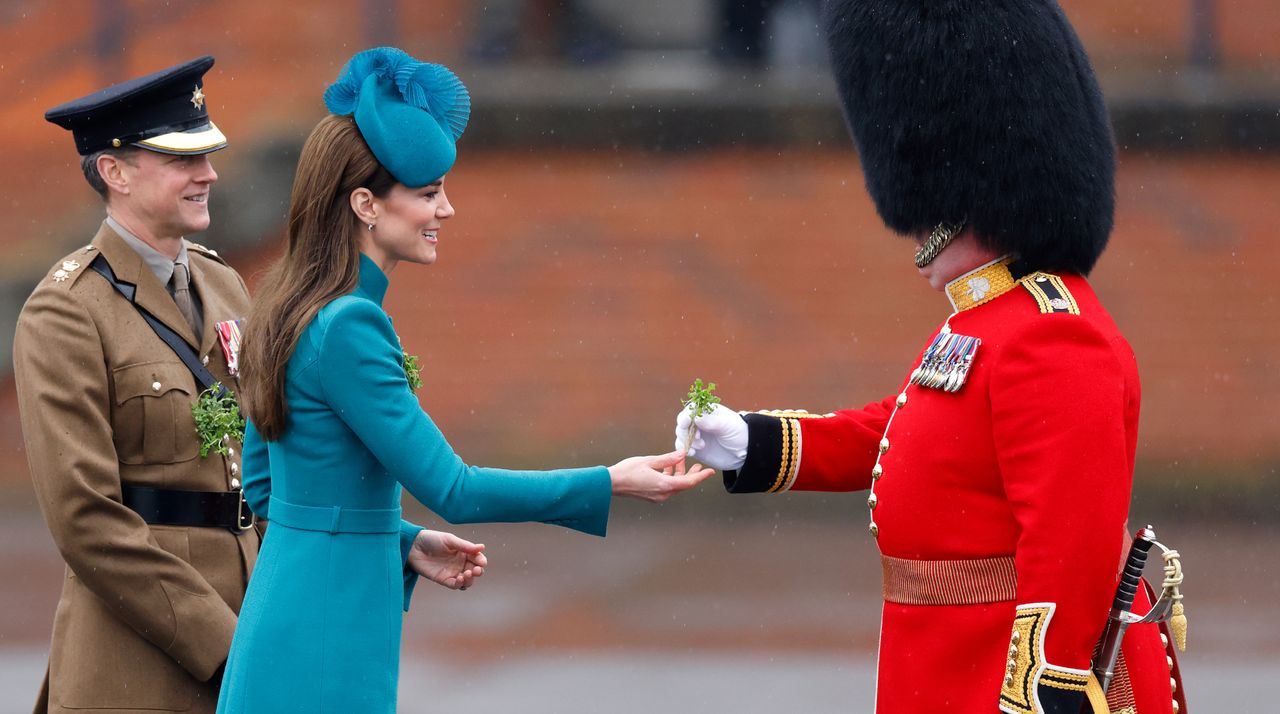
13,222,260,714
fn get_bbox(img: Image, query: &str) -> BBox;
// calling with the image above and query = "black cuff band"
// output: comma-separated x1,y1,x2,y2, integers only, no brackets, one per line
723,413,787,494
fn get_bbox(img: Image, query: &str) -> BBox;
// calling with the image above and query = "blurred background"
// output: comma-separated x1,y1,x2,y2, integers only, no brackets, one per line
0,0,1277,711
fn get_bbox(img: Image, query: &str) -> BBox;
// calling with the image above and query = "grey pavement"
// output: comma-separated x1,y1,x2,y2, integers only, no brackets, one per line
2,506,1277,712
2,648,1277,712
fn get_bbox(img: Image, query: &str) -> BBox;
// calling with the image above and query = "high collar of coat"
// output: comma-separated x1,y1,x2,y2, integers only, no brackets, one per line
944,255,1019,313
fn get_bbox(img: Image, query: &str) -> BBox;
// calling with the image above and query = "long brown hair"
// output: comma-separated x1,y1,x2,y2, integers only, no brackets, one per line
239,114,396,440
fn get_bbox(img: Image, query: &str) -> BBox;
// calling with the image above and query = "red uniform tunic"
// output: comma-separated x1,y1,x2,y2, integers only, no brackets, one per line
726,258,1182,714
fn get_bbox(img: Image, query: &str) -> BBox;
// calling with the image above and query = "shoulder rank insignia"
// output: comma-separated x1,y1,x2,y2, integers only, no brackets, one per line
1021,273,1080,315
51,259,82,283
909,327,980,393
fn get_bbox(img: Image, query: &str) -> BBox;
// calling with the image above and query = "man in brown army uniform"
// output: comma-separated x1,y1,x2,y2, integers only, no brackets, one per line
13,56,258,713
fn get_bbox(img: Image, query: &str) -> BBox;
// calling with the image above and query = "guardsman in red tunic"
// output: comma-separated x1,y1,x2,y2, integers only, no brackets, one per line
675,1,1186,712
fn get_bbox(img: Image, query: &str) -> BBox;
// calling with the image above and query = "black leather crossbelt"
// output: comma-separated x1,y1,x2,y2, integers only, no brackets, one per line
121,484,256,532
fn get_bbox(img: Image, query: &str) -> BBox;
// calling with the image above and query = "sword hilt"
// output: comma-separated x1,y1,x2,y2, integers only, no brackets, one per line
1111,526,1155,614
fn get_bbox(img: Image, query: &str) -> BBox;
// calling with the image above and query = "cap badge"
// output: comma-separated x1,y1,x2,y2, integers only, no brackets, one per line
190,85,205,109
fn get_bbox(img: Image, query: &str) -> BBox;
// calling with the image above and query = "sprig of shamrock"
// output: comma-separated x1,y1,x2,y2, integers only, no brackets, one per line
404,353,423,391
192,384,246,458
683,378,720,447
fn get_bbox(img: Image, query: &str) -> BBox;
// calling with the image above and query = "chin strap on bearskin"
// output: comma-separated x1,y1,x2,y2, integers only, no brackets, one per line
914,221,966,268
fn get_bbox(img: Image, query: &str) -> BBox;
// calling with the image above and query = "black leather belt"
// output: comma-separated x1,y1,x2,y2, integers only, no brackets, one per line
121,484,256,532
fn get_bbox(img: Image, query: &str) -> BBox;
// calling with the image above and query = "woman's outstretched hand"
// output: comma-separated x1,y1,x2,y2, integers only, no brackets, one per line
408,530,487,591
609,450,716,503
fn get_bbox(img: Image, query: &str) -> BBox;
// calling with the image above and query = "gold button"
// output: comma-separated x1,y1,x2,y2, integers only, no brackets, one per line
112,138,122,147
1010,631,1020,644
230,463,239,476
151,381,162,392
1172,701,1179,714
1170,677,1177,693
867,493,878,510
231,478,241,489
1166,655,1174,671
868,522,879,537
1007,659,1016,672
202,355,210,365
872,464,883,480
895,393,908,408
1161,633,1169,648
1003,674,1014,688
227,447,236,458
878,438,890,454
1009,645,1018,657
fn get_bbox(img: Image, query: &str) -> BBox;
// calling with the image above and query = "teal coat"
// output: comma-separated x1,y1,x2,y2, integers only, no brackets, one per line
216,256,611,713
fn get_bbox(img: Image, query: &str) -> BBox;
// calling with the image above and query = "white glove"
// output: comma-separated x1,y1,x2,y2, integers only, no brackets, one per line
674,403,749,471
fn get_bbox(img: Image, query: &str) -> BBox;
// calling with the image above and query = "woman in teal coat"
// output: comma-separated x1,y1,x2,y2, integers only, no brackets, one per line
216,48,712,713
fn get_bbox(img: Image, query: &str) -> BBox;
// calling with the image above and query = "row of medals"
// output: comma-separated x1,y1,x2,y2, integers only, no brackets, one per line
908,326,981,393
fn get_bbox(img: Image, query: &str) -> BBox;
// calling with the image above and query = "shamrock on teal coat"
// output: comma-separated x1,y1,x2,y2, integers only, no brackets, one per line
216,255,611,713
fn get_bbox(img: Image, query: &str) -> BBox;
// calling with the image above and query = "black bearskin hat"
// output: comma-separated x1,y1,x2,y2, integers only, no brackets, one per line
821,0,1116,275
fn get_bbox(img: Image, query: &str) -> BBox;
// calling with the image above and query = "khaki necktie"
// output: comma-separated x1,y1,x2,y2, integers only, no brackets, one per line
170,262,201,339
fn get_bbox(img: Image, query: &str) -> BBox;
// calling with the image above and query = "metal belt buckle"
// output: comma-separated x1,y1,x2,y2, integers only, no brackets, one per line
235,489,257,532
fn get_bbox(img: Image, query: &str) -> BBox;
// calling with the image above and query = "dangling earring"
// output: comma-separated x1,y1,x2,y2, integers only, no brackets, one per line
367,223,375,231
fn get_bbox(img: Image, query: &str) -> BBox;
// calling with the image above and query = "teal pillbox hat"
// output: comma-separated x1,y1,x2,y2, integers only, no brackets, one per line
324,47,470,188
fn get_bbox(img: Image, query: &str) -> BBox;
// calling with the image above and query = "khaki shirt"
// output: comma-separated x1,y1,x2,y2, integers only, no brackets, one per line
13,222,260,714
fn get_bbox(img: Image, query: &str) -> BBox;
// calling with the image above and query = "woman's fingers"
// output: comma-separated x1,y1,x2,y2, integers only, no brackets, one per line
441,533,485,556
645,449,685,471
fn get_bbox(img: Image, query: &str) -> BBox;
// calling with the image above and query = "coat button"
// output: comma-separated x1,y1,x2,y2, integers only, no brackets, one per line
231,478,241,489
1166,655,1174,671
878,438,890,454
227,447,236,458
1009,645,1018,657
1006,659,1017,672
1003,675,1014,688
201,355,210,365
151,381,162,392
868,522,879,537
867,493,878,510
1010,631,1020,644
1172,701,1179,714
872,464,883,480
895,393,908,408
230,463,239,476
1170,677,1177,693
1161,633,1169,648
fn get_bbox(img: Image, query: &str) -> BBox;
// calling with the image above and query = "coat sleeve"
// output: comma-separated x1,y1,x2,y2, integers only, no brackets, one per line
316,299,612,536
398,521,426,611
991,317,1131,714
722,396,896,494
242,420,271,519
13,287,235,682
